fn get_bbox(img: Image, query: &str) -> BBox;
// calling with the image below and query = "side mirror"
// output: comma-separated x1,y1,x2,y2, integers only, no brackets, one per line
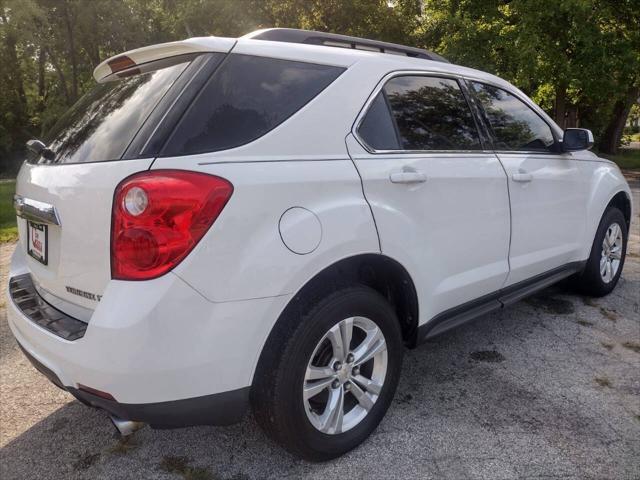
562,128,594,152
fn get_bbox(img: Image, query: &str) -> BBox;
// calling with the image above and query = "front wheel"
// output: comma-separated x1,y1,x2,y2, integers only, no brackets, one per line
251,286,404,461
575,207,628,297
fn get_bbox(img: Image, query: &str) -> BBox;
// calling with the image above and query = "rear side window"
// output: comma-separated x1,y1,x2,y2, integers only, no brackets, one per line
358,75,482,151
39,56,193,164
470,82,555,151
358,92,401,150
162,55,345,156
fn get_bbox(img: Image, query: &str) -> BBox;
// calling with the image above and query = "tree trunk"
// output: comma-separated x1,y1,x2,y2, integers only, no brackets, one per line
599,85,640,154
47,48,71,106
2,16,27,112
37,48,46,111
64,1,79,101
554,84,567,128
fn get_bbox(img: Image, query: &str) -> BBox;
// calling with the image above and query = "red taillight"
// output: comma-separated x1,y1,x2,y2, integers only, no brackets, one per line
111,170,233,280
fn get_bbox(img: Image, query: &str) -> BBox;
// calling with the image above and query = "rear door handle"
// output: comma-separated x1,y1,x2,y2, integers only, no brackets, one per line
512,172,533,183
389,171,427,184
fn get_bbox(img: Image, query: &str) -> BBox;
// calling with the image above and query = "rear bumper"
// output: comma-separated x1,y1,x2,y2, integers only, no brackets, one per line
17,338,249,427
6,245,291,427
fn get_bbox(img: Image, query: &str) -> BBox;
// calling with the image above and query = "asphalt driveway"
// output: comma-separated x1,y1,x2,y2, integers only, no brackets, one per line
1,178,638,479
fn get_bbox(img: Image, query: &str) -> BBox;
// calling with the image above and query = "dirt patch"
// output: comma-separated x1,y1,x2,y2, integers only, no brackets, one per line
396,393,413,404
470,350,505,363
109,435,140,455
594,376,613,388
160,455,214,480
622,342,640,354
525,295,575,315
599,307,619,322
576,319,594,327
73,452,100,471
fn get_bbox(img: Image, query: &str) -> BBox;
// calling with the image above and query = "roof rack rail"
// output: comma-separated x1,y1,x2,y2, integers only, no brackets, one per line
243,28,449,63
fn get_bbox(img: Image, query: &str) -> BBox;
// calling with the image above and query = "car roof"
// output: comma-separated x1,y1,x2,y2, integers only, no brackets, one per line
95,28,510,91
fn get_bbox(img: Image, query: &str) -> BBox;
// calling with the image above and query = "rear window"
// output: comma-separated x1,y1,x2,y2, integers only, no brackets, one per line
37,56,193,164
161,54,345,156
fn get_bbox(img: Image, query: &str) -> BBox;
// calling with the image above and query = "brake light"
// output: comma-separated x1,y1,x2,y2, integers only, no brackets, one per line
111,170,233,280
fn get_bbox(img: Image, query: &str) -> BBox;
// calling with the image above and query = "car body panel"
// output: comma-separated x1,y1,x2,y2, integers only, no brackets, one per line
152,156,380,302
498,151,592,286
14,158,154,318
346,135,511,324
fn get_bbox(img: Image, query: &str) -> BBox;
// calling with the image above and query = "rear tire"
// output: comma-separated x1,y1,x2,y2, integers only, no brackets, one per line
575,207,627,297
251,285,403,461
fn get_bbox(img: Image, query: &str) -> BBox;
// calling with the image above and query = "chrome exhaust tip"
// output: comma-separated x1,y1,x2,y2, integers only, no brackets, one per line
110,415,145,437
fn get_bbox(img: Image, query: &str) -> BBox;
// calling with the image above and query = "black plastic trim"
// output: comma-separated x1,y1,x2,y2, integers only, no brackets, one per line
417,261,586,342
125,52,228,159
248,28,448,63
17,341,65,390
68,386,250,428
9,273,88,341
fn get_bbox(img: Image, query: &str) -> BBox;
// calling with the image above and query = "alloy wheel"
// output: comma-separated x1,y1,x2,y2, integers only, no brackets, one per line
600,222,623,283
303,316,388,435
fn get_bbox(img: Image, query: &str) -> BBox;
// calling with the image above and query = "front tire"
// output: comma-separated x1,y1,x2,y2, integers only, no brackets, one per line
251,286,404,461
575,207,628,297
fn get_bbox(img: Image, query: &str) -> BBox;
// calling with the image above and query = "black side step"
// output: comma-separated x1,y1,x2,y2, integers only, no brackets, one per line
417,261,586,342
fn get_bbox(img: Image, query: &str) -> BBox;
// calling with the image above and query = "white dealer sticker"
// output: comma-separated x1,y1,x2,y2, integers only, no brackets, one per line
27,222,48,265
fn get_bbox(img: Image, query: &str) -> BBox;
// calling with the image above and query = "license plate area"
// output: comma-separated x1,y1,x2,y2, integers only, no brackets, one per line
27,221,48,265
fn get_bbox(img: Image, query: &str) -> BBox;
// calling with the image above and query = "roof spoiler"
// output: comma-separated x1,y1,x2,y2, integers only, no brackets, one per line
244,28,448,63
93,37,236,82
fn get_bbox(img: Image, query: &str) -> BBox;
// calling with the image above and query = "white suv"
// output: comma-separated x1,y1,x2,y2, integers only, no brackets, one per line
7,28,632,460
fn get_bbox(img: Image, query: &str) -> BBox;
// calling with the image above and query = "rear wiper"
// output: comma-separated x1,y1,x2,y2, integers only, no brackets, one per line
26,139,55,161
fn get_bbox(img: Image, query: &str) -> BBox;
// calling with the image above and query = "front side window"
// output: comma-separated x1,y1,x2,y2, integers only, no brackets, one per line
162,55,345,156
470,82,555,151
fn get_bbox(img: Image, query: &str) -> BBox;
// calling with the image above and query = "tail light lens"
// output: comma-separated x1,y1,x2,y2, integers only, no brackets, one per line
111,170,233,280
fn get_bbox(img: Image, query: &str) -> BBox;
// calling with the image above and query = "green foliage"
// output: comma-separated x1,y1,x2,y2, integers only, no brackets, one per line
600,149,640,170
0,180,17,242
0,0,638,176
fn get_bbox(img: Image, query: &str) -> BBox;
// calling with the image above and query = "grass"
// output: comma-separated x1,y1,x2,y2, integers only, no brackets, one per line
0,180,17,243
600,148,640,171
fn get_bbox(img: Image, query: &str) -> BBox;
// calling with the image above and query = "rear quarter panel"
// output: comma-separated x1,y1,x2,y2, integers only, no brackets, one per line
151,156,380,302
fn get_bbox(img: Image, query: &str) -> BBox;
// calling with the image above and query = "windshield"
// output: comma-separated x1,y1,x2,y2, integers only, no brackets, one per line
37,57,192,164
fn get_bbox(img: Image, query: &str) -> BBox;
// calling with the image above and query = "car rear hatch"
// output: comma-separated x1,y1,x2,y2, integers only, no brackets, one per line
13,38,234,321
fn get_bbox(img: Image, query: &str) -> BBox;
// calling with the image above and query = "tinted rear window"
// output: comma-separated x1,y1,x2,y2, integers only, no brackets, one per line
38,56,192,164
162,54,345,156
384,76,482,151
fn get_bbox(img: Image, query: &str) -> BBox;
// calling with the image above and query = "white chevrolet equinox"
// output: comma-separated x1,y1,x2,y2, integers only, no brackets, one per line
7,28,632,460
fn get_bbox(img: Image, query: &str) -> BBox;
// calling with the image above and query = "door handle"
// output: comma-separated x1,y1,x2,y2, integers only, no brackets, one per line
389,170,427,184
512,172,533,183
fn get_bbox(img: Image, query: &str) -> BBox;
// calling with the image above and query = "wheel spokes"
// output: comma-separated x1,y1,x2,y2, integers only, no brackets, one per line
349,381,374,411
304,377,334,400
319,386,344,434
352,327,386,366
305,365,335,381
600,256,608,276
327,323,346,362
352,374,382,395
